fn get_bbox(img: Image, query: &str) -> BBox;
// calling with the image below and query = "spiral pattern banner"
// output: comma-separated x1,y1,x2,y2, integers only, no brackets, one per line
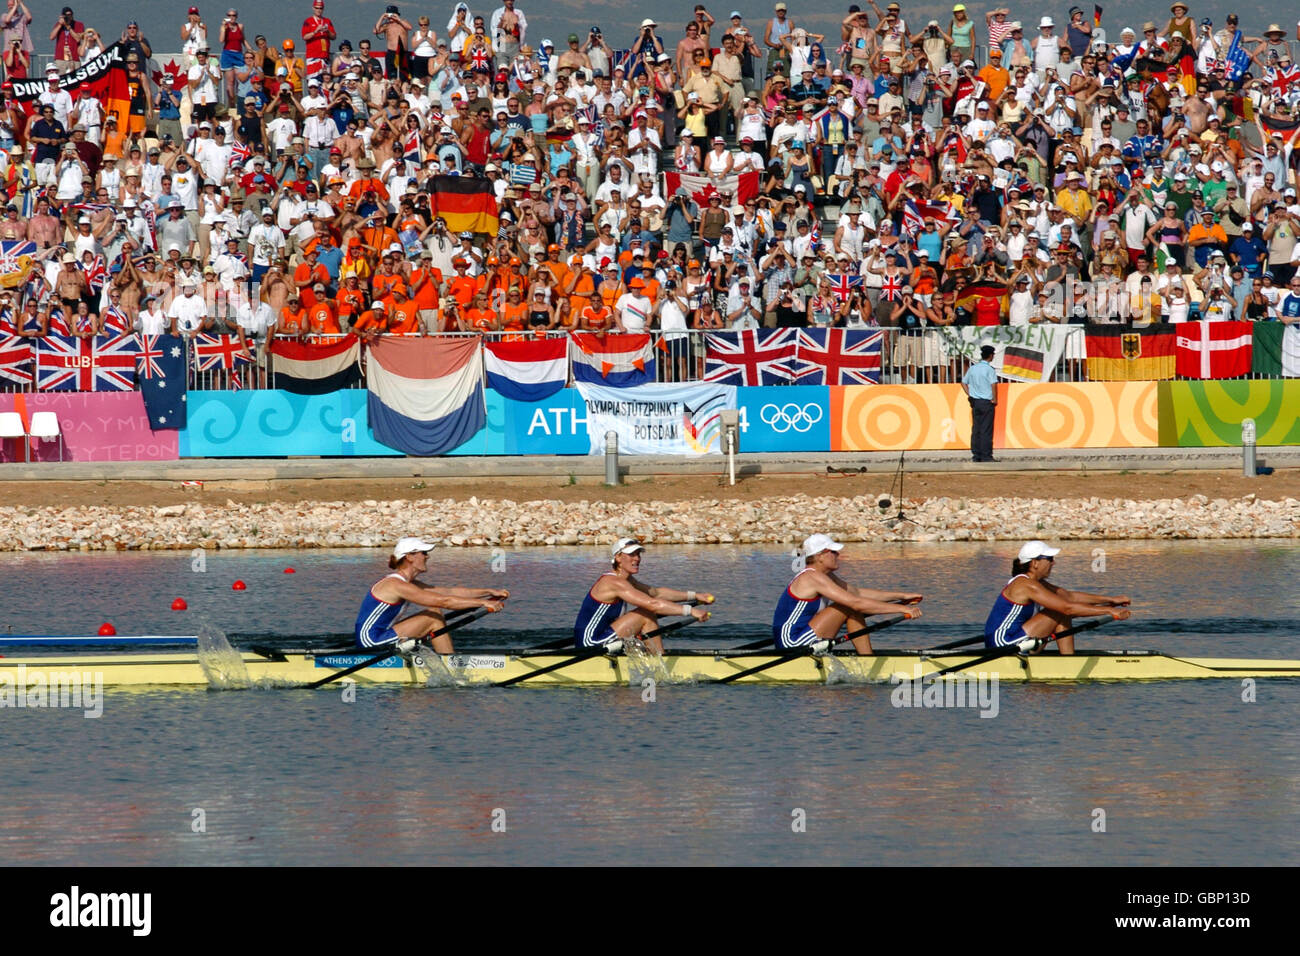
1158,381,1300,446
832,385,972,451
1001,382,1158,449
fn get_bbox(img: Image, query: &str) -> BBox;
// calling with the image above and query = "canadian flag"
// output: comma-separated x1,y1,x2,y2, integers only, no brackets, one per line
1174,321,1253,379
663,171,761,207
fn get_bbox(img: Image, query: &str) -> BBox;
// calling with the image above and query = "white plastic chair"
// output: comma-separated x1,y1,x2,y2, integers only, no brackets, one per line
28,412,63,462
0,411,25,462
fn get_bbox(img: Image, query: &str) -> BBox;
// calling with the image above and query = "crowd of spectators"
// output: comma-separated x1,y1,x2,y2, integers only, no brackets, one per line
1,1,1300,384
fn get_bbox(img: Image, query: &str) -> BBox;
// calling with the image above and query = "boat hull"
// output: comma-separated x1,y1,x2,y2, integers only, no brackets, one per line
2,648,1299,687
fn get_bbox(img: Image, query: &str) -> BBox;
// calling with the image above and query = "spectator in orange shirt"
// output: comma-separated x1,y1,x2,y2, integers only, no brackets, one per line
977,49,1009,102
577,294,612,331
387,286,425,334
446,258,484,308
337,274,369,327
306,288,342,334
563,255,596,320
500,287,528,331
910,251,939,302
461,292,500,333
276,294,309,337
408,252,444,322
538,243,571,290
350,300,389,342
294,247,331,306
372,254,406,300
347,156,390,202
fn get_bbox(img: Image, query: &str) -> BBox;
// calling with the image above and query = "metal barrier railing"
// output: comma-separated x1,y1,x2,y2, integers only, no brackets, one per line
2,326,1288,394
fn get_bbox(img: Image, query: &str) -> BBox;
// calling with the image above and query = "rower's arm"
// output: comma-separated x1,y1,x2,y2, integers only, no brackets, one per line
424,584,511,600
1028,580,1127,617
644,585,715,604
828,573,922,606
1055,584,1130,606
615,578,709,619
806,571,918,618
390,580,504,610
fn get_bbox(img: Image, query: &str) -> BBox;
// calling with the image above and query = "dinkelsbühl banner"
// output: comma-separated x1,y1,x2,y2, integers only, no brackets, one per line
934,324,1083,383
573,382,737,455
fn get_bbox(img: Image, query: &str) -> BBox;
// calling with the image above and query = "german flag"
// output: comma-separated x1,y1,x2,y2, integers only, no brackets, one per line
1260,111,1300,146
1086,325,1176,381
1001,345,1046,381
430,176,499,235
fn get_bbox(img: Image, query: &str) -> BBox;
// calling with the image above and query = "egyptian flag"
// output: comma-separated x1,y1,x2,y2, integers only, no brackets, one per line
269,334,361,393
367,336,485,456
429,175,499,235
1086,325,1176,381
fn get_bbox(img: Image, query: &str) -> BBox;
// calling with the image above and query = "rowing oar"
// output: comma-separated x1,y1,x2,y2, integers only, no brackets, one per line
925,615,1115,679
495,615,705,688
529,597,714,651
305,606,493,689
922,601,1130,653
713,613,911,684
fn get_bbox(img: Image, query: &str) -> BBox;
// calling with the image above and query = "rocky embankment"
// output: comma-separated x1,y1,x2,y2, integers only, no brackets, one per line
0,493,1296,551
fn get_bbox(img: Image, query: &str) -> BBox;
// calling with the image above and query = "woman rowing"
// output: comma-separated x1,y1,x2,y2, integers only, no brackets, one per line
355,537,509,653
984,541,1130,655
573,538,713,653
773,534,923,655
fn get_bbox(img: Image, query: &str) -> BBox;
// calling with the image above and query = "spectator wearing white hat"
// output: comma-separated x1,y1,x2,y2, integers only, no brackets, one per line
1032,15,1060,77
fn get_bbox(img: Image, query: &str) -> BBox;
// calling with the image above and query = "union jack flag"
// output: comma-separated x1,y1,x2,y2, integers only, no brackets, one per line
403,127,422,166
80,254,107,293
825,273,863,303
902,199,926,236
36,333,141,392
469,43,492,70
0,240,36,289
231,140,252,164
193,333,252,374
703,329,796,385
790,328,883,385
100,306,132,335
578,104,606,148
611,48,636,76
1268,63,1300,95
881,273,904,301
0,333,33,385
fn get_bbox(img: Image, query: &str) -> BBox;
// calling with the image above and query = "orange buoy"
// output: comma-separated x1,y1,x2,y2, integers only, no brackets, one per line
232,580,247,591
171,598,188,611
98,622,117,635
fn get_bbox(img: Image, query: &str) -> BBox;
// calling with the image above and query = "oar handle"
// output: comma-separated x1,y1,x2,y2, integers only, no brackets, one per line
534,605,708,652
715,613,910,685
498,613,706,687
736,609,908,652
929,615,1114,678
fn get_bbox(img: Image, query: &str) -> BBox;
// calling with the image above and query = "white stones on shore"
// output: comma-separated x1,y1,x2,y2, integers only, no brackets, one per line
0,493,1295,552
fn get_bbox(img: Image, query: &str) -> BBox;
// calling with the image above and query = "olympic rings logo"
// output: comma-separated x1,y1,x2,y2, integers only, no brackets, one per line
759,402,825,433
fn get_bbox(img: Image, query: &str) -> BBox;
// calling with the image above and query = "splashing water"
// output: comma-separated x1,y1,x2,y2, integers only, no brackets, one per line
623,635,671,686
196,621,253,690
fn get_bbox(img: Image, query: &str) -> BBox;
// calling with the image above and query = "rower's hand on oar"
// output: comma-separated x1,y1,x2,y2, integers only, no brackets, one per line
901,606,922,620
1108,607,1131,621
697,592,716,605
491,589,511,600
900,594,923,605
482,599,506,613
1107,595,1131,607
690,607,712,622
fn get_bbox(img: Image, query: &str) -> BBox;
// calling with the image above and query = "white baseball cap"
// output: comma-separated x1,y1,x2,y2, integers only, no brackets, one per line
611,537,645,557
392,536,436,559
1017,540,1061,563
802,533,844,557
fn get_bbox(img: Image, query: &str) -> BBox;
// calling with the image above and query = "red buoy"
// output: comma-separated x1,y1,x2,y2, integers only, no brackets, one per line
232,580,247,591
98,622,117,636
171,598,188,611
283,567,295,574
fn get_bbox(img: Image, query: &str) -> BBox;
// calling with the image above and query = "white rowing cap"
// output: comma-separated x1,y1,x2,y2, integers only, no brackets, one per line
802,533,844,557
393,536,436,559
612,537,645,557
1017,540,1061,563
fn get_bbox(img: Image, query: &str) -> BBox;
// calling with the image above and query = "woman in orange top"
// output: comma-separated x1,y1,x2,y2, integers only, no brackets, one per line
408,257,444,311
564,260,596,324
275,295,309,337
596,263,623,311
340,239,373,282
461,292,499,333
386,288,424,334
500,288,528,331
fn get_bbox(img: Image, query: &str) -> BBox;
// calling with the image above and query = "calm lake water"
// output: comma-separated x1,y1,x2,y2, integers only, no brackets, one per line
2,540,1298,866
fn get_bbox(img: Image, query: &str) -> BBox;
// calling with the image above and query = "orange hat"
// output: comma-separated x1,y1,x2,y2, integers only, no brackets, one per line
487,255,499,266
629,277,645,289
509,256,521,266
283,39,295,50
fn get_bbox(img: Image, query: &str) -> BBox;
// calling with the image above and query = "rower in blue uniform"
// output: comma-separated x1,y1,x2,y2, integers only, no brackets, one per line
773,534,923,655
983,540,1131,654
573,538,714,653
355,537,509,652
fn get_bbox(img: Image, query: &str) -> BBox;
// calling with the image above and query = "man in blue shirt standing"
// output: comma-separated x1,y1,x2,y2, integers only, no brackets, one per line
962,344,998,463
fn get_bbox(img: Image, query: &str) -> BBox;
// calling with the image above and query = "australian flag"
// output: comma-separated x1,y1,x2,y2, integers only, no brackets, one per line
137,334,188,430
